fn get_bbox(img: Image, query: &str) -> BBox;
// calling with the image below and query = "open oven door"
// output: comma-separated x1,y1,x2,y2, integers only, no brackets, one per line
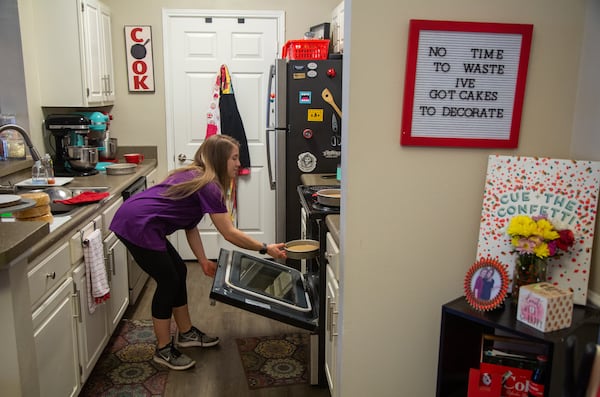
210,249,319,332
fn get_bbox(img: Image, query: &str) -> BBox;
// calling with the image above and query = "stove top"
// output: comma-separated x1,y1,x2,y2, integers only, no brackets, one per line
298,185,341,219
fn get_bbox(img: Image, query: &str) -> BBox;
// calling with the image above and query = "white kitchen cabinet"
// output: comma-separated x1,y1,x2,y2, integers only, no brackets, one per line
70,216,109,384
101,197,122,236
72,262,109,384
325,230,341,395
325,232,340,280
104,232,129,334
324,264,339,395
331,1,344,53
146,168,159,187
32,277,80,397
28,241,71,309
32,0,115,107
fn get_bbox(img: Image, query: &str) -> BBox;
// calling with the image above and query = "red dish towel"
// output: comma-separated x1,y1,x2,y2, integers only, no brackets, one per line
55,191,110,205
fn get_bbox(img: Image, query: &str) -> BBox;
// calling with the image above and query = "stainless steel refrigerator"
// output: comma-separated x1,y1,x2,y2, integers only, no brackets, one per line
266,58,343,242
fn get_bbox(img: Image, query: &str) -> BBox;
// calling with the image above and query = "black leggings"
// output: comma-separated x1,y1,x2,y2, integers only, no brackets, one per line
117,235,188,319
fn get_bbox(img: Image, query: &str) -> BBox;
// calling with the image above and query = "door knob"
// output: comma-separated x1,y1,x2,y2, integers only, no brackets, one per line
178,153,194,163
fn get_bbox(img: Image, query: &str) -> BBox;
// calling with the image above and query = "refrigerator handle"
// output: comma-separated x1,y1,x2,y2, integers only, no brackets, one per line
266,128,276,190
266,64,276,128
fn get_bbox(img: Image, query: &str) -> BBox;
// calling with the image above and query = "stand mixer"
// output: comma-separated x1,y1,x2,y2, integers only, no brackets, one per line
45,114,100,177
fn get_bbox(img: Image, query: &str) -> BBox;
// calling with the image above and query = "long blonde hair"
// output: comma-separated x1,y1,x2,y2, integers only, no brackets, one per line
163,134,239,199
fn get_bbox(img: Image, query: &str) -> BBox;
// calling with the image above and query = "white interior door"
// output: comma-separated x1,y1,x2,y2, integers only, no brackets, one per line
163,10,283,259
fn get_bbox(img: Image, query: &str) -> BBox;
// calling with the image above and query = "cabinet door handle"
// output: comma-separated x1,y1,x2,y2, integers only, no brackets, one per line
105,250,114,280
331,302,339,337
72,289,82,322
327,297,333,341
46,271,56,279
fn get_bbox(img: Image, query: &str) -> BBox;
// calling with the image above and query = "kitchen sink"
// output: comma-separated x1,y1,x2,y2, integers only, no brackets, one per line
49,186,111,215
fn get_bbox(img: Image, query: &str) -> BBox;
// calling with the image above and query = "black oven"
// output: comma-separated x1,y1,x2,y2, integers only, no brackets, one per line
122,176,148,304
210,185,340,387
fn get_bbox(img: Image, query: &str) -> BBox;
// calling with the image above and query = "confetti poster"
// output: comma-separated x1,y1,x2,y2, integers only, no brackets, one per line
476,155,600,304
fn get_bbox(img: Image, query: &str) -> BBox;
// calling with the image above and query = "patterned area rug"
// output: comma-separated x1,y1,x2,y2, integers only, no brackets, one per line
80,319,170,396
236,333,310,389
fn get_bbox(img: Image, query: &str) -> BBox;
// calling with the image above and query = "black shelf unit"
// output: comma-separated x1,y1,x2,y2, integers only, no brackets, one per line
437,297,600,397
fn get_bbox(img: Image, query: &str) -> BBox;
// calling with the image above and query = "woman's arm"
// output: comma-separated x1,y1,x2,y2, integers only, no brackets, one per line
209,212,287,259
185,227,217,277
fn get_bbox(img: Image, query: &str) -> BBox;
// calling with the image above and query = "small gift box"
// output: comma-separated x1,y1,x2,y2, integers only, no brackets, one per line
517,282,573,332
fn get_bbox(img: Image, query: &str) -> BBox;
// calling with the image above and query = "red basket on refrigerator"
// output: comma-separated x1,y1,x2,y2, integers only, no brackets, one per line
282,39,330,60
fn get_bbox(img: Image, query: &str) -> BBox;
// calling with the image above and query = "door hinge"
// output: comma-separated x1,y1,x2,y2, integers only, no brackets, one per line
81,3,84,12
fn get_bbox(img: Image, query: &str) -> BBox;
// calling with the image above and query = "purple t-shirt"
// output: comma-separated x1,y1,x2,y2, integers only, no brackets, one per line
109,169,228,251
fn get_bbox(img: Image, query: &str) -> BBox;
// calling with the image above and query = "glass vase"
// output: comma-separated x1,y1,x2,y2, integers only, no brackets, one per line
512,254,547,304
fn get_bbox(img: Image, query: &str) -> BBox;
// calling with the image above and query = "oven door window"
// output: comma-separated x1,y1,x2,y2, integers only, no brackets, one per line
210,249,318,331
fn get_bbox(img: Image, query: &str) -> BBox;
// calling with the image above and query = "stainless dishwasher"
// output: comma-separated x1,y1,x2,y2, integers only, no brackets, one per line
121,176,148,305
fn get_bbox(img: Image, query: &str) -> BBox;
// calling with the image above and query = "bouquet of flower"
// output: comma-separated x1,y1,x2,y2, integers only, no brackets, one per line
506,214,575,259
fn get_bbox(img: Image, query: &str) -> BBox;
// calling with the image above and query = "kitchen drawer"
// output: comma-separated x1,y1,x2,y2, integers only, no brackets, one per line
325,232,340,281
28,241,71,307
102,197,123,236
70,215,103,264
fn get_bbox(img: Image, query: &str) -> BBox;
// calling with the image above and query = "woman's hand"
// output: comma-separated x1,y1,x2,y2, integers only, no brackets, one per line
199,258,217,277
267,243,287,260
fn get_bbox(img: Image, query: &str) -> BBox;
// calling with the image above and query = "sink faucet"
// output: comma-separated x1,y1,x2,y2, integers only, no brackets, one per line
0,123,41,161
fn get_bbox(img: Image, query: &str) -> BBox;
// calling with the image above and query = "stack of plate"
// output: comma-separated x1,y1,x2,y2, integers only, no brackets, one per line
0,194,36,214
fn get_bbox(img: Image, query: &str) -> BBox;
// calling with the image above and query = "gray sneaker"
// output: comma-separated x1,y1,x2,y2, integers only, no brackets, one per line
153,340,196,370
176,326,220,348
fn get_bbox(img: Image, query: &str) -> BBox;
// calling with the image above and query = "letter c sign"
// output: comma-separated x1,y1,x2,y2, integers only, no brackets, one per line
125,25,155,92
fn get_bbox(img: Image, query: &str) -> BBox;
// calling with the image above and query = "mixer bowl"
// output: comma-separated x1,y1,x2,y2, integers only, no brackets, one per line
67,146,98,171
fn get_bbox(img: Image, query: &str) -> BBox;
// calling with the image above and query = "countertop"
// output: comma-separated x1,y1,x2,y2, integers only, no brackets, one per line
0,159,157,268
326,214,340,246
300,173,340,186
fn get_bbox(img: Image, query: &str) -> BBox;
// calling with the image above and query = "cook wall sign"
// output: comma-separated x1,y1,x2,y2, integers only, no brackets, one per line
401,20,533,148
125,25,155,92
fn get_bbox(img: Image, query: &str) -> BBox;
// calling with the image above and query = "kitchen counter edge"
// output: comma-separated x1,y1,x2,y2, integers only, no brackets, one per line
0,159,157,268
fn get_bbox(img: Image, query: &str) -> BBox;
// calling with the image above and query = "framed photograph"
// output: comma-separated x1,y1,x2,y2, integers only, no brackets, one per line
464,258,509,311
401,20,533,148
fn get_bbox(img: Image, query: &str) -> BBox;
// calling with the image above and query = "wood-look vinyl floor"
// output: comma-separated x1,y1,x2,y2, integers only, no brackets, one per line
125,262,331,397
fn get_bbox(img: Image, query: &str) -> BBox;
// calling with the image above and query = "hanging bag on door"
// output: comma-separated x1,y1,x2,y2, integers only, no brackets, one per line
205,73,221,138
218,64,251,175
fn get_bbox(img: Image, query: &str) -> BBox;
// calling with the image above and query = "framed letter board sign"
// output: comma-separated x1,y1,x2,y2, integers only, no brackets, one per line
401,20,533,148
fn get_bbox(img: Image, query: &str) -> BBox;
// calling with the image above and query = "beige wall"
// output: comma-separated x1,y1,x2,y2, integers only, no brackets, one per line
340,0,595,396
102,0,338,180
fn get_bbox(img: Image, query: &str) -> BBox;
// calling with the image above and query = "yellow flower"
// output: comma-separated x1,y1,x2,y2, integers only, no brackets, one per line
507,215,537,237
533,242,550,258
535,219,560,240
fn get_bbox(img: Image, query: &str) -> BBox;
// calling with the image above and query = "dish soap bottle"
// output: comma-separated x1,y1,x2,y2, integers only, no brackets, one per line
31,160,47,184
42,153,55,184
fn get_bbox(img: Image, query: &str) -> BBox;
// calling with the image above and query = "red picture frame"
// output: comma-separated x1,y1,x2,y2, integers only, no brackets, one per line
401,20,533,148
464,258,509,311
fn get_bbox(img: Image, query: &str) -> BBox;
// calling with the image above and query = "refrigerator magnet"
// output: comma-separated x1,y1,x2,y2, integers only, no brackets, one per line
307,109,323,122
297,152,317,173
299,91,312,104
